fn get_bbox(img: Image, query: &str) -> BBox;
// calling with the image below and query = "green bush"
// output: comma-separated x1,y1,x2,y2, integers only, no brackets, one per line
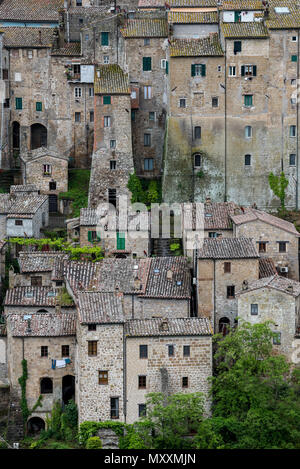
48,441,72,450
86,436,102,449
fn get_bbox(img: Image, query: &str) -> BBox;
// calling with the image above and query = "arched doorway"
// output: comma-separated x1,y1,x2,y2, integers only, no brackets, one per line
31,123,47,150
40,377,53,394
62,375,75,405
27,417,45,435
219,317,230,336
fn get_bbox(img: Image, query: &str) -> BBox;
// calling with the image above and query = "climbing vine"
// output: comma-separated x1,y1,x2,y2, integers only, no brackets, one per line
18,359,43,429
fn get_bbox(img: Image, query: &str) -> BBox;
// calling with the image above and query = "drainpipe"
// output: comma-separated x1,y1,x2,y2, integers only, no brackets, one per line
66,10,70,43
123,326,127,423
224,39,227,202
0,35,3,169
213,259,216,331
296,29,300,209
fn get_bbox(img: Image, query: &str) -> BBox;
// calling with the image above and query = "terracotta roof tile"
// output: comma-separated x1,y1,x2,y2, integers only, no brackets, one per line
259,257,277,278
94,64,130,95
222,0,263,10
237,274,300,297
0,0,63,22
170,34,223,57
51,42,81,56
198,237,259,259
221,21,269,38
125,317,213,337
120,18,168,37
3,27,54,48
7,194,48,217
231,208,300,237
78,291,124,324
266,1,300,29
168,11,218,23
4,286,74,307
18,252,67,273
8,312,76,337
10,185,38,193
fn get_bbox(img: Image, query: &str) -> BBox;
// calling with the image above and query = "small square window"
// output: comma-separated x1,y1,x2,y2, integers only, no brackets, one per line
182,377,189,388
292,79,297,86
183,345,190,357
74,87,82,98
138,375,147,389
212,97,219,108
43,164,52,175
138,404,146,417
290,154,296,166
142,57,152,71
144,38,150,46
88,324,96,331
168,345,174,357
99,370,108,385
292,55,298,62
273,332,281,345
62,345,69,357
292,36,298,42
278,242,287,253
139,344,148,359
79,18,83,25
103,95,111,105
244,95,253,107
110,160,116,170
110,139,116,148
234,41,242,54
103,56,109,64
258,241,267,253
144,158,153,171
209,232,217,238
251,304,258,315
15,219,23,226
179,98,186,108
41,346,48,357
49,181,56,191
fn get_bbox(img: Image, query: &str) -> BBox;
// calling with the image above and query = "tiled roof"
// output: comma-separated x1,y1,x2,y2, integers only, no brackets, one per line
237,274,300,297
259,257,277,279
221,21,269,38
7,195,48,217
80,207,149,230
0,0,63,22
142,257,191,299
64,261,101,294
94,64,130,95
0,194,14,214
120,18,168,37
4,286,74,307
186,201,237,230
3,27,54,48
51,42,81,56
138,0,165,7
198,237,259,259
18,252,67,273
10,185,38,193
0,323,6,337
222,0,263,10
266,1,300,29
77,292,124,324
95,258,151,294
168,0,218,6
125,317,213,337
170,34,223,57
8,312,76,337
168,11,218,23
231,208,300,237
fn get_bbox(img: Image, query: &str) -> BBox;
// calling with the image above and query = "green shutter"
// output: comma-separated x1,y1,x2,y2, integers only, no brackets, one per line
191,64,196,77
253,65,257,76
101,32,109,46
36,101,42,111
117,232,125,250
103,95,111,105
16,97,22,110
241,65,245,76
201,64,206,76
292,55,298,62
165,60,168,75
88,231,92,242
143,57,151,71
96,231,101,241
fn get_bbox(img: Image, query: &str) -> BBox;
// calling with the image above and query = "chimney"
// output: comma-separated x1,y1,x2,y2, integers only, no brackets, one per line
287,284,294,293
166,269,173,281
160,318,169,332
242,280,248,291
205,196,212,204
38,30,42,45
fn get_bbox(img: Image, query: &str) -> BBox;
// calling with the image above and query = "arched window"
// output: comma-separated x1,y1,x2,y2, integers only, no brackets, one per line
31,123,47,150
194,154,202,168
36,309,49,313
245,126,252,138
219,317,230,336
27,417,45,435
40,377,53,394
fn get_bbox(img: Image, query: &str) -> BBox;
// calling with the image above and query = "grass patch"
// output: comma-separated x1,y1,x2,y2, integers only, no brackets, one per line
59,169,90,218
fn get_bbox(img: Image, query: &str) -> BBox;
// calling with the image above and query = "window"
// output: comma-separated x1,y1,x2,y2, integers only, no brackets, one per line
75,112,81,122
101,32,109,46
15,97,22,110
229,66,236,77
103,55,109,64
116,231,125,250
245,126,252,138
251,304,258,315
258,241,267,253
224,262,231,273
292,55,298,62
139,344,148,359
103,95,111,105
88,324,96,331
104,116,111,127
209,232,217,238
227,285,235,299
149,111,155,121
74,87,82,98
15,219,23,226
36,102,42,112
234,41,242,54
99,371,108,385
191,64,206,77
291,97,297,105
110,139,116,149
273,332,281,345
41,346,48,357
144,38,150,46
278,242,287,253
79,18,83,25
110,160,116,170
290,154,296,166
62,345,69,357
143,57,152,71
88,230,100,242
194,126,201,139
89,111,94,123
28,50,33,59
144,86,151,99
138,375,147,389
244,95,253,107
290,125,296,137
182,377,189,388
2,69,8,80
43,164,51,175
108,188,116,208
292,79,297,86
73,64,80,75
31,276,42,286
194,154,201,167
218,65,222,72
245,154,251,166
161,59,167,69
168,345,174,357
212,97,219,108
144,133,151,147
144,158,153,171
88,340,97,356
183,345,190,357
138,404,146,417
89,87,94,97
292,36,298,42
49,181,56,191
179,98,186,108
40,377,53,394
76,0,82,5
241,65,257,77
110,398,119,419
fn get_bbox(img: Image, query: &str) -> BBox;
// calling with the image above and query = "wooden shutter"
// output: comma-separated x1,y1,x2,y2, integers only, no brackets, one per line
253,65,257,76
117,232,125,250
191,64,196,77
241,65,245,76
166,60,168,75
201,64,206,76
88,231,92,242
101,32,109,46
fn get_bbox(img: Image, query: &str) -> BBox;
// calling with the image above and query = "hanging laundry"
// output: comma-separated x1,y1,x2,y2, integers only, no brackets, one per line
51,359,56,370
64,358,71,365
56,359,66,368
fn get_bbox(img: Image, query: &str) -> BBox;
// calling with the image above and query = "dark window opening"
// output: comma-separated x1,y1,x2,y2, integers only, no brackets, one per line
138,375,147,389
139,344,148,358
182,377,189,388
110,397,119,419
41,346,48,357
183,345,190,357
227,285,235,299
40,377,53,394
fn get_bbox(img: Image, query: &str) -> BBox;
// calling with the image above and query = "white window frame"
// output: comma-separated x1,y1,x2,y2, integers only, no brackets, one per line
161,59,167,69
103,55,109,64
144,86,152,99
104,116,111,127
74,87,82,98
245,126,252,138
229,66,236,77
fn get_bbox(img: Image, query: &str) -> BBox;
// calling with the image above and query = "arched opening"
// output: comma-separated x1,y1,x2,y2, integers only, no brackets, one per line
40,377,53,394
115,253,127,259
31,123,47,150
36,309,49,313
219,317,230,336
27,417,45,436
12,122,20,150
62,375,75,405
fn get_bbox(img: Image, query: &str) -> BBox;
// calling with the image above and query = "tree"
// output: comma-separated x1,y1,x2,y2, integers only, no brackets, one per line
127,172,145,204
268,172,289,210
86,436,102,449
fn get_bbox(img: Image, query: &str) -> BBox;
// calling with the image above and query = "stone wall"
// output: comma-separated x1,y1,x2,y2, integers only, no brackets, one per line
24,153,68,196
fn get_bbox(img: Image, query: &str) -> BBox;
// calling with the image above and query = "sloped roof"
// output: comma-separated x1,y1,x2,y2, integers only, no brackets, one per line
18,252,67,273
168,11,218,23
77,291,124,324
8,312,76,337
4,286,74,307
64,261,101,294
125,317,213,337
51,42,81,56
266,1,300,29
94,64,130,95
168,0,218,6
198,237,259,259
10,185,38,193
95,258,151,294
7,194,48,217
237,274,300,298
3,27,54,48
259,257,277,279
222,0,263,10
0,0,63,22
231,208,300,237
120,18,168,37
221,21,269,38
170,34,223,57
0,194,14,214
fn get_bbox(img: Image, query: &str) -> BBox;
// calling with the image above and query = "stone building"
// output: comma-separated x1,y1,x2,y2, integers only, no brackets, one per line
6,194,49,239
237,274,300,362
197,237,260,332
16,251,69,288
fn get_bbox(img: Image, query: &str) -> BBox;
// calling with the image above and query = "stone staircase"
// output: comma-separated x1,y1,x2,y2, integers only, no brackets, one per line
151,237,173,257
6,389,24,443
